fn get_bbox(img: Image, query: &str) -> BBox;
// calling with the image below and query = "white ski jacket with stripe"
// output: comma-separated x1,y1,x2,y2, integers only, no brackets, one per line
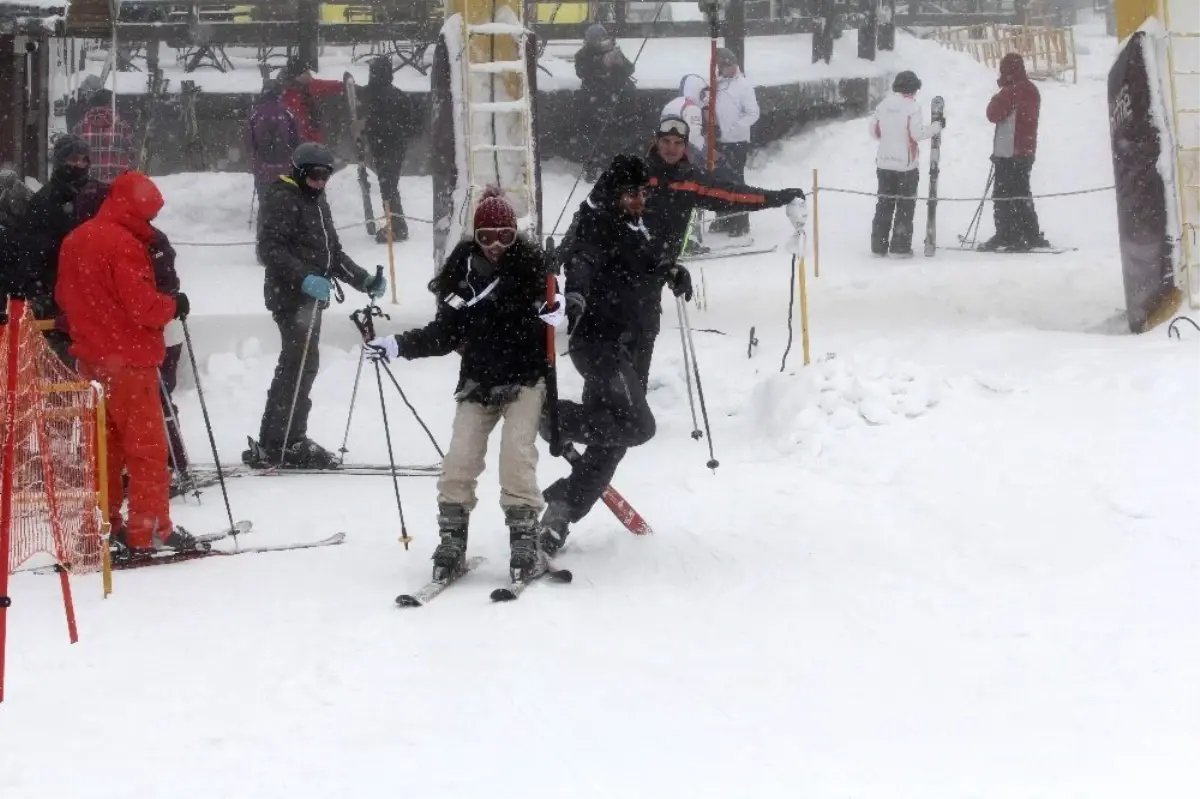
869,92,943,173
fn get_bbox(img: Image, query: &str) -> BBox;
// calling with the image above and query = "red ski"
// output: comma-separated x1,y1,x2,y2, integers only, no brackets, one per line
562,445,653,536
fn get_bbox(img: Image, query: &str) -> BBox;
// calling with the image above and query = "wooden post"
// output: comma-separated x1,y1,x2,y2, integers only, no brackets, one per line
812,168,820,278
95,390,112,598
383,200,398,305
798,255,811,367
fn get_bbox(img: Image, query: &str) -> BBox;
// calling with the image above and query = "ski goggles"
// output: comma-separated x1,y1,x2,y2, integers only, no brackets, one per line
475,227,516,247
657,117,690,139
304,166,333,182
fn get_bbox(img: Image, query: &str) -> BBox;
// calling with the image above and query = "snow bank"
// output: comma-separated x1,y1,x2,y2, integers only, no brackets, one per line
749,353,941,457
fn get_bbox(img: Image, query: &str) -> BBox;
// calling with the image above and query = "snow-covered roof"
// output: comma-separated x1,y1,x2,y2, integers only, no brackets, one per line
0,1,69,12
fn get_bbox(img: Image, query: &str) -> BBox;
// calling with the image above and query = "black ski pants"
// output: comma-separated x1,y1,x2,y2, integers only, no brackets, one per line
871,168,920,255
712,142,752,236
375,154,408,237
159,342,188,472
544,333,657,523
259,301,322,450
991,156,1043,247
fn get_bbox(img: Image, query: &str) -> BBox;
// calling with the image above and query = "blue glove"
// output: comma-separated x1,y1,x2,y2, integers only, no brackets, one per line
366,273,387,299
301,275,332,302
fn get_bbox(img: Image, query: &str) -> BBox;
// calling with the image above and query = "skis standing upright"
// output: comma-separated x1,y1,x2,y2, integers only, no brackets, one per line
923,96,945,258
343,73,377,237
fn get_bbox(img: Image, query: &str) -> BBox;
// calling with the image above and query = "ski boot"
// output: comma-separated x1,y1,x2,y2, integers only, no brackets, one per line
430,504,469,583
507,506,542,582
154,525,199,552
539,500,571,557
283,438,340,470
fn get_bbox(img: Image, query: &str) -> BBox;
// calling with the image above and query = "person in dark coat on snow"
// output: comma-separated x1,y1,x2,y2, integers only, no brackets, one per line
574,24,637,180
365,189,564,581
538,154,692,553
147,225,191,488
365,56,418,244
16,134,109,366
644,115,807,259
245,143,387,470
0,169,33,312
247,80,301,198
982,53,1049,251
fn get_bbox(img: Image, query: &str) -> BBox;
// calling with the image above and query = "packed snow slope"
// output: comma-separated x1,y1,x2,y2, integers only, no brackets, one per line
3,23,1198,799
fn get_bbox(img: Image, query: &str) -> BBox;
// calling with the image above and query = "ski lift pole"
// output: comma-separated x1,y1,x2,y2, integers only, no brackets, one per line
699,0,724,174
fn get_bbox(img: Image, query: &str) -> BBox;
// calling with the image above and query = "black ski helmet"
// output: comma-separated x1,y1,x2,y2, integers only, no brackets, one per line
369,56,393,86
606,153,650,193
893,70,921,94
291,142,335,172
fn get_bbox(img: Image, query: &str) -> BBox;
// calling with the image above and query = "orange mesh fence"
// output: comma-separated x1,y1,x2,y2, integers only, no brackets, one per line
2,304,104,575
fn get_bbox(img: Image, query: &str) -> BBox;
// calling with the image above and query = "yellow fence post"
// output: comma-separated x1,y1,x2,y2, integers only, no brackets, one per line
383,200,398,305
95,389,112,598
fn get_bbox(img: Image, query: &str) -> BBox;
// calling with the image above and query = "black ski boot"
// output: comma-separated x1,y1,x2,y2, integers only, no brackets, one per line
283,438,340,470
431,504,469,582
539,500,571,557
155,525,199,552
507,506,541,582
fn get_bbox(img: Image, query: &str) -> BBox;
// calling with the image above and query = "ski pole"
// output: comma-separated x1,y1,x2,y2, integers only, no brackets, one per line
337,346,366,464
279,300,321,467
180,318,240,544
377,362,445,459
677,299,719,472
674,296,702,440
248,185,257,230
961,164,994,249
349,288,411,549
543,237,563,458
158,373,198,502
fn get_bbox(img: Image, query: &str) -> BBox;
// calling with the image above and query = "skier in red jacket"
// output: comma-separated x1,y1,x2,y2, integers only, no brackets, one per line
279,58,344,144
56,171,196,560
982,53,1050,251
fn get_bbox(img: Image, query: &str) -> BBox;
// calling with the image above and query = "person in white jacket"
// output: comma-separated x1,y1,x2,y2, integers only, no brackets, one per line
709,48,760,237
868,70,943,256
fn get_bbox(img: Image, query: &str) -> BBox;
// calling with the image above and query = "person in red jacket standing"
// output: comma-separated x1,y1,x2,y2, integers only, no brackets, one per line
56,171,196,560
279,58,344,144
982,53,1050,252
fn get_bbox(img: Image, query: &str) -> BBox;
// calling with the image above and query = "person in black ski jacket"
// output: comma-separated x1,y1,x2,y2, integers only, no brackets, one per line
0,169,33,314
17,134,109,366
365,56,417,243
539,154,692,553
574,24,637,179
645,115,807,259
246,142,387,469
147,225,192,489
365,189,564,581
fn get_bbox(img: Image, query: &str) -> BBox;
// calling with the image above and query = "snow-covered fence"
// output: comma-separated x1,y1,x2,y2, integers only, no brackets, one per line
930,23,1078,82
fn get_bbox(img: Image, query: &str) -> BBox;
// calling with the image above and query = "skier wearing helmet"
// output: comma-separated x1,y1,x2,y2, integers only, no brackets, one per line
707,47,761,237
868,69,943,257
538,154,689,555
245,142,388,470
364,188,562,583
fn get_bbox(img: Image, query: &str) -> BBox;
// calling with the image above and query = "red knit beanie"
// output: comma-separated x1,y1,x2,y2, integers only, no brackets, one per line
473,187,517,229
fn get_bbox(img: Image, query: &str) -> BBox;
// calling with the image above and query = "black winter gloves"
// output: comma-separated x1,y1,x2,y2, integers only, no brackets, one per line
565,292,586,334
173,292,190,320
666,266,693,301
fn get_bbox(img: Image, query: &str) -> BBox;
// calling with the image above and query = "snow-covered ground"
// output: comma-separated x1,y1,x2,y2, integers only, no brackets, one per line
3,22,1199,798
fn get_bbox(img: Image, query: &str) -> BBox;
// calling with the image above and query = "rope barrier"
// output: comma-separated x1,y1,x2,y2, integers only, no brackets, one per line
172,212,434,248
816,185,1115,203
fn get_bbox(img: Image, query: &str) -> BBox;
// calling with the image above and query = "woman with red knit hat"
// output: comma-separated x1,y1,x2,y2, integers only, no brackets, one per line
365,189,564,584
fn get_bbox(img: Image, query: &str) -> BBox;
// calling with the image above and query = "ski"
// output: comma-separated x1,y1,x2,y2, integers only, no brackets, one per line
344,72,377,236
490,561,574,602
189,463,440,487
561,444,653,535
682,243,777,263
111,532,346,571
951,236,1076,255
924,95,944,257
395,556,487,607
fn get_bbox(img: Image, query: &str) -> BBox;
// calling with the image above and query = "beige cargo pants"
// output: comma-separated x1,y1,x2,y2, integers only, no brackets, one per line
436,381,546,512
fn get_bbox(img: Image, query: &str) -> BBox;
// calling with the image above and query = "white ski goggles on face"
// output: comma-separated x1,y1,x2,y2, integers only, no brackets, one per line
474,227,516,247
657,117,690,140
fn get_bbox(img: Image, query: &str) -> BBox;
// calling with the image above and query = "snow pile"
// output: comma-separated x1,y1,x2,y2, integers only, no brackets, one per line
749,351,941,457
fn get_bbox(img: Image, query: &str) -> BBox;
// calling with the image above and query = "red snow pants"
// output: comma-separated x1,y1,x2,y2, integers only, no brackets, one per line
80,361,172,548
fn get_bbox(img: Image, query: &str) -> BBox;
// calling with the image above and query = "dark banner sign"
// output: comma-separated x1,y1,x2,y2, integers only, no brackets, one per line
1108,30,1180,333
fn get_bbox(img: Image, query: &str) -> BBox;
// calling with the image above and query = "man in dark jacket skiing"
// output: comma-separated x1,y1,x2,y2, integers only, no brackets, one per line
245,142,388,469
365,56,417,243
982,53,1049,252
16,134,109,365
645,115,807,260
539,154,692,553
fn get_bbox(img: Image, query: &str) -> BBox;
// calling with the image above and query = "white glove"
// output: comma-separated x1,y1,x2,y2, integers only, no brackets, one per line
538,294,567,328
786,197,808,233
364,336,400,363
